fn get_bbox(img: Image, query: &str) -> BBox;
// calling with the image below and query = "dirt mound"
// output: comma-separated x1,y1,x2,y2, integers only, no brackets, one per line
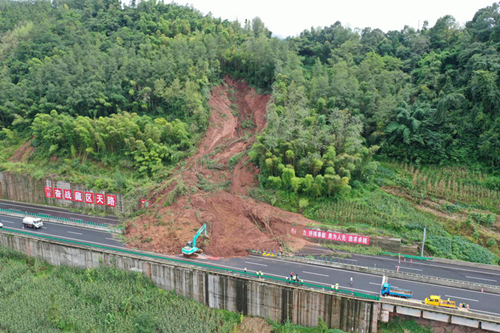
237,317,273,333
126,77,317,257
8,138,34,162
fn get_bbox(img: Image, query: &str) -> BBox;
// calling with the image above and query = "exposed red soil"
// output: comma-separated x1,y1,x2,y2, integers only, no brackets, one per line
8,138,34,162
126,77,317,257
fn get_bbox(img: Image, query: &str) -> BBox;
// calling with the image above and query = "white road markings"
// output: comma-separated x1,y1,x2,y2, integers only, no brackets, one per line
465,276,497,282
244,261,267,267
470,309,500,316
105,238,116,241
302,271,329,277
396,266,422,271
0,220,14,223
445,295,479,302
67,231,83,235
369,282,382,286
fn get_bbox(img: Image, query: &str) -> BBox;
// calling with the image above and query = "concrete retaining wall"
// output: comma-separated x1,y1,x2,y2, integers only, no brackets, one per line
0,171,126,214
0,232,380,332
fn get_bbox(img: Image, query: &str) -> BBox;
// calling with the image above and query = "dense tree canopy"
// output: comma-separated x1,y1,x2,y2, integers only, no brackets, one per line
2,0,500,193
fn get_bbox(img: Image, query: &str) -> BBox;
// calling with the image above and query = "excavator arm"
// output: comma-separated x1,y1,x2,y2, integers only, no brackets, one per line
182,224,208,257
191,224,207,248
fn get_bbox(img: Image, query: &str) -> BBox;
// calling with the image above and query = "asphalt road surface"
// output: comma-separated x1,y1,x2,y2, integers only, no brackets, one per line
0,215,124,249
0,199,120,225
1,213,500,317
298,244,500,287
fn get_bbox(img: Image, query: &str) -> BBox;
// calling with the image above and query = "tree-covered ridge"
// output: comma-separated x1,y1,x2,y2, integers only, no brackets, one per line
2,0,500,191
0,0,282,181
285,4,500,168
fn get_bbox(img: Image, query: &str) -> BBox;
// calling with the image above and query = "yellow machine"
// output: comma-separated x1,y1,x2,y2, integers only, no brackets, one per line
425,295,456,308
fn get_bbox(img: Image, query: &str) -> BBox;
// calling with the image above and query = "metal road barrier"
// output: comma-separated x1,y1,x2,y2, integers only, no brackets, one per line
0,208,122,233
247,249,500,294
0,228,380,301
380,251,433,261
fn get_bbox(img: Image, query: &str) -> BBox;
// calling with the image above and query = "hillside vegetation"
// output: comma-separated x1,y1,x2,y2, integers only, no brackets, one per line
2,0,500,263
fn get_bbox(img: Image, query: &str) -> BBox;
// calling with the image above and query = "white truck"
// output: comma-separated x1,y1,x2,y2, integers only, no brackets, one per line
22,217,44,229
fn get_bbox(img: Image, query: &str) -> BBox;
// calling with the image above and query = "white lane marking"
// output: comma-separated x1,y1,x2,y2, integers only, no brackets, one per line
42,227,47,229
396,266,422,271
470,309,500,316
337,251,500,277
67,231,83,235
244,261,267,267
1,215,117,235
342,258,358,262
445,295,478,302
391,276,500,297
106,238,115,241
0,220,15,223
253,255,380,279
255,254,500,300
189,258,378,294
41,221,114,235
465,276,497,282
369,282,381,286
0,201,118,222
2,230,125,248
302,271,329,277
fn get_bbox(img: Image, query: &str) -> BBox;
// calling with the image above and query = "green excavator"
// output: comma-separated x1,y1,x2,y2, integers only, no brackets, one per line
182,224,208,257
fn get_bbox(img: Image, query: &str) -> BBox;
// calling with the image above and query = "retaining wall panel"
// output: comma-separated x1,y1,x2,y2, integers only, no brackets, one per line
0,232,384,332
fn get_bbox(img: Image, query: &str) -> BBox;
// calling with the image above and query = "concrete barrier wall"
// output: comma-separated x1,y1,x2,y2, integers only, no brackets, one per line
0,171,126,214
0,232,380,332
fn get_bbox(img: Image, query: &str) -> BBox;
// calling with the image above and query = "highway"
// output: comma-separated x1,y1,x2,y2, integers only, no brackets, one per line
298,244,500,287
0,215,124,249
0,199,120,225
1,213,500,317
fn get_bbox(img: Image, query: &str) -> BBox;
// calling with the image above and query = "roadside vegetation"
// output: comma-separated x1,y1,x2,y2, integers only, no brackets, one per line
0,247,241,332
252,161,500,264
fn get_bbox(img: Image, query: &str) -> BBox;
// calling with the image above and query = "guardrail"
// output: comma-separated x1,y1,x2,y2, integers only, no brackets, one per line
0,208,122,233
0,228,379,301
248,249,500,295
380,251,433,261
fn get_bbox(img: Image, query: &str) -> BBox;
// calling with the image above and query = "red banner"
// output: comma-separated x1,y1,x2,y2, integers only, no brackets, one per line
54,188,63,199
141,199,149,208
44,187,53,198
301,228,370,245
63,189,73,201
74,191,83,202
84,192,94,204
106,194,116,207
41,187,118,208
95,193,105,205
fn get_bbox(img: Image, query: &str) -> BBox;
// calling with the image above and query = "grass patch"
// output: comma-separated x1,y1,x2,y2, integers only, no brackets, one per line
0,247,241,333
379,317,433,333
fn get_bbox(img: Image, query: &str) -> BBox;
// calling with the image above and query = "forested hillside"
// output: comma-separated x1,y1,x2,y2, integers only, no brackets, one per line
2,0,500,262
3,0,500,187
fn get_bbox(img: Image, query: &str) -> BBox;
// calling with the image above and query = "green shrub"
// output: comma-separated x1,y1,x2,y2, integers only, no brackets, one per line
452,236,498,264
426,235,453,258
487,238,497,248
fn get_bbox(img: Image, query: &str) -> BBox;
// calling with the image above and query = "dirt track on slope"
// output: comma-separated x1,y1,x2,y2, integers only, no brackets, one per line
126,77,315,257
